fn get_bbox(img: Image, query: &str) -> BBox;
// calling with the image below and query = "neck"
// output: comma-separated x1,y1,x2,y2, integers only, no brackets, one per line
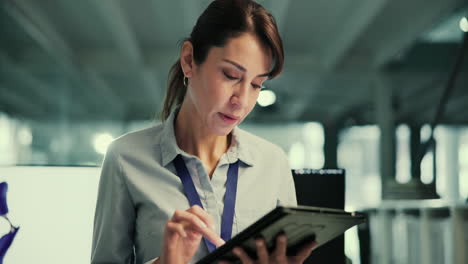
174,102,230,175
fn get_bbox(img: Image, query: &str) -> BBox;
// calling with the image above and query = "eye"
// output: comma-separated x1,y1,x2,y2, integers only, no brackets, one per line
252,83,265,90
223,71,238,80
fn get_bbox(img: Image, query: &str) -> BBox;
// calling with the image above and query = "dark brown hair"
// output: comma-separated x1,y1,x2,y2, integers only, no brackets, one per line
160,0,284,120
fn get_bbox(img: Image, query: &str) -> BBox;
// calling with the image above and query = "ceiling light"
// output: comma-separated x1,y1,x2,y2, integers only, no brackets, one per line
460,17,468,32
257,90,276,107
93,133,114,155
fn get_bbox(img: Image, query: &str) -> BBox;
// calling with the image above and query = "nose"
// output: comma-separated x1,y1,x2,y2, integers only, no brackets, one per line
230,81,250,108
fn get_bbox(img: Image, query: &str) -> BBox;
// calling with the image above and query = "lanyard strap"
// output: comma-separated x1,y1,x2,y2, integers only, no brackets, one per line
173,155,239,252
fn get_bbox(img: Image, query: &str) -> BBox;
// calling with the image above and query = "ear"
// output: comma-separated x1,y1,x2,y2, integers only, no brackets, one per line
180,41,195,78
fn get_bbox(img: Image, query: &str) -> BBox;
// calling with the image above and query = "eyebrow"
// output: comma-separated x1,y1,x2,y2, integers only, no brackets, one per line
222,59,270,78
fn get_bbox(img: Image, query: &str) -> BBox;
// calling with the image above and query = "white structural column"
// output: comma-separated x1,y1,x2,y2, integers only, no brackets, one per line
440,127,461,202
375,73,396,196
376,209,394,264
450,207,467,264
419,209,432,264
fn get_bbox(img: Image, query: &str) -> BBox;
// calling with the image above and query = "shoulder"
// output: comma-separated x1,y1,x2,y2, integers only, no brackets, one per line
107,123,164,156
235,127,287,160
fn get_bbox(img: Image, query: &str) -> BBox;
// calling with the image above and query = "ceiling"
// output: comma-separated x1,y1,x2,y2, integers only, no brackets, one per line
1,0,467,126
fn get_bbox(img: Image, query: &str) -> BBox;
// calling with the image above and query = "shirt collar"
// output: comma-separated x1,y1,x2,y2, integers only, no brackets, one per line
226,127,255,166
160,107,183,167
159,107,256,167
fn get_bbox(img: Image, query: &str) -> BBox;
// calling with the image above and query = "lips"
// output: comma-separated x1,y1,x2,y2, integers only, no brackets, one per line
222,113,239,120
219,113,239,124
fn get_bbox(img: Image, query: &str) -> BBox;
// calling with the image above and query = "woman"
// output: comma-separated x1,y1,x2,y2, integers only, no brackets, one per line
91,0,316,263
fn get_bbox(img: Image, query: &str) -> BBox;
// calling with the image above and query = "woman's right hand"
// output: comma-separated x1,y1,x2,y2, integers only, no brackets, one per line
157,205,225,264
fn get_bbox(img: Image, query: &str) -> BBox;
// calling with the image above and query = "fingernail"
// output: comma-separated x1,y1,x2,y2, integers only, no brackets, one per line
255,240,263,247
219,239,225,245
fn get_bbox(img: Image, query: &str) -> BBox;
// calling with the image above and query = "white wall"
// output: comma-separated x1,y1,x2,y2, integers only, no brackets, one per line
0,166,101,263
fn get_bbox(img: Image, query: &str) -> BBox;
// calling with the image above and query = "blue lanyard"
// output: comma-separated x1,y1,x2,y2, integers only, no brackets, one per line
173,155,239,252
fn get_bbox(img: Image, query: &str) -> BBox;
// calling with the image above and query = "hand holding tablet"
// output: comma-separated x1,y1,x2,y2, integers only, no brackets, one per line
197,206,366,263
218,233,318,264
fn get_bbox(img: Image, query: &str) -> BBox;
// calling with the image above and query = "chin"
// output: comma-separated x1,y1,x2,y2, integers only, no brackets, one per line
210,114,239,136
213,127,234,137
210,123,236,136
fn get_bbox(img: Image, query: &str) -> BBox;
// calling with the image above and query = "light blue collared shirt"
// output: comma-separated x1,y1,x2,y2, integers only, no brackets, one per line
91,109,297,264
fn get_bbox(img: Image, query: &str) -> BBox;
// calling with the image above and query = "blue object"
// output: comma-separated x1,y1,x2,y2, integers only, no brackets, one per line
173,155,239,252
0,226,19,264
0,182,19,263
0,182,8,216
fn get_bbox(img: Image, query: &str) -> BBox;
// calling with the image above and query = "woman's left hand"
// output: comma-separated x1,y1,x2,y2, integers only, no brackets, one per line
219,234,317,264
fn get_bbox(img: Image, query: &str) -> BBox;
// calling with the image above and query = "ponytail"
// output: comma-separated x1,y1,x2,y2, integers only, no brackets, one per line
160,60,187,121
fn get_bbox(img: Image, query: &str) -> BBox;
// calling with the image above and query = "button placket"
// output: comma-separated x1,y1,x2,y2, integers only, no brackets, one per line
212,163,228,217
194,159,221,233
186,158,206,203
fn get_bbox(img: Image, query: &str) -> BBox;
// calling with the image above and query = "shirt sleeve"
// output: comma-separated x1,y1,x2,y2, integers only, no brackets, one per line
277,150,298,207
91,144,136,264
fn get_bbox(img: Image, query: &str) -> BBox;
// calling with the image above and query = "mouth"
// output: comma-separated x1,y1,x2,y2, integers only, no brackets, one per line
219,113,239,124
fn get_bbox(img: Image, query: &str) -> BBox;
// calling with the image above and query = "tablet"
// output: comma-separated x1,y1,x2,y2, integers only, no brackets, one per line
196,206,366,263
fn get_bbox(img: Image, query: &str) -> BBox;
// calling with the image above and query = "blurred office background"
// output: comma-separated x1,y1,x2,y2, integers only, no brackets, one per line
1,0,468,263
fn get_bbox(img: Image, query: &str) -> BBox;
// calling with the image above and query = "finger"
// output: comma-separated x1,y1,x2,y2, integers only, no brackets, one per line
255,239,269,264
291,241,318,262
165,221,187,239
172,210,225,246
188,205,216,230
172,209,209,230
187,229,203,240
200,224,225,247
163,222,184,263
232,247,253,264
272,234,288,260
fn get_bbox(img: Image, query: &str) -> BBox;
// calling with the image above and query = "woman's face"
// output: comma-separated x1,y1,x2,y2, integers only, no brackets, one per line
184,32,272,136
